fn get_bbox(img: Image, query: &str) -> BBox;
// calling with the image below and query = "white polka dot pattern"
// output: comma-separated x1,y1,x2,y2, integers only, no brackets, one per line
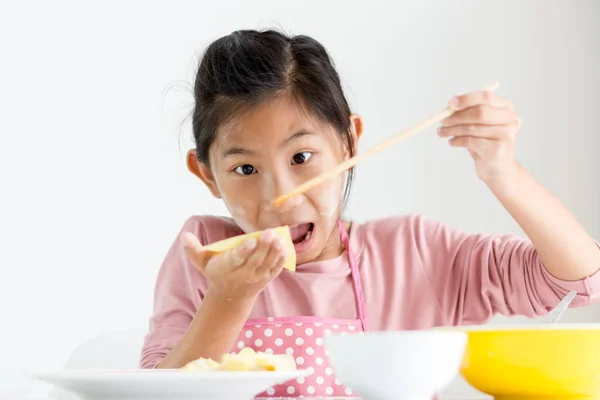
236,320,361,398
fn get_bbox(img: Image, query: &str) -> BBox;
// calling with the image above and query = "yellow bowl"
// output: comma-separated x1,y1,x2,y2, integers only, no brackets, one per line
446,323,600,400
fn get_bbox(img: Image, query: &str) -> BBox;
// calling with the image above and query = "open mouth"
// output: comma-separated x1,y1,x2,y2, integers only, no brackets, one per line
290,223,314,245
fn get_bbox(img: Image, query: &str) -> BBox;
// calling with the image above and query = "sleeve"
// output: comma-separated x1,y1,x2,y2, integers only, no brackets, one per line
139,217,209,369
411,214,600,325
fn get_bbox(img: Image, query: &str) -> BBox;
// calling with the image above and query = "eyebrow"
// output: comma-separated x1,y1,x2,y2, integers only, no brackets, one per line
284,130,316,145
222,147,257,158
221,130,317,158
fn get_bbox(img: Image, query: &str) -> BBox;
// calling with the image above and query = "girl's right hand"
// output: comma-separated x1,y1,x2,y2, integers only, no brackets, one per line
180,229,287,301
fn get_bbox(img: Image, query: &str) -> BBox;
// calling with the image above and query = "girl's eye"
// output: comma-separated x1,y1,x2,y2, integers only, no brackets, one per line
292,152,312,165
234,164,257,175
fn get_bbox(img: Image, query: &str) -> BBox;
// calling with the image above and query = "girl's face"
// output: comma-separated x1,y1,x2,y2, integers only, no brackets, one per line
189,96,362,264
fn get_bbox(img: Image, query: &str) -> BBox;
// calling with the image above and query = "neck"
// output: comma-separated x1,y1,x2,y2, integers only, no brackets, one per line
312,219,350,262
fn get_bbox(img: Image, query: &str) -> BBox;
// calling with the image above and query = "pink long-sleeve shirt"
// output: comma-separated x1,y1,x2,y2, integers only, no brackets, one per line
140,213,600,368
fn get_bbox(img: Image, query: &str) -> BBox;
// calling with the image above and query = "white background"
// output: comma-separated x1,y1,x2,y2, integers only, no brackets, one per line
1,0,599,398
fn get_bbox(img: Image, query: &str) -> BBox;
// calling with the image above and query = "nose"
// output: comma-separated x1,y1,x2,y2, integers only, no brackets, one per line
260,168,303,213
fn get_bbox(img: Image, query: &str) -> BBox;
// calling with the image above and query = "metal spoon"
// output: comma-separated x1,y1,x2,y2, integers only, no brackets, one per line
545,290,577,323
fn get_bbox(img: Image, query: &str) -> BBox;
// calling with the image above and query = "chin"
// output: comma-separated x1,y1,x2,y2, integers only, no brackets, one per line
291,219,341,265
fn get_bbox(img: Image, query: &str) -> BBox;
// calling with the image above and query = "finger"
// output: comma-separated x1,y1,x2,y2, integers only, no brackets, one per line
441,105,515,127
242,229,276,271
438,124,506,140
447,136,496,153
256,238,287,276
448,91,511,110
181,232,211,273
226,237,258,268
448,136,472,148
266,256,285,279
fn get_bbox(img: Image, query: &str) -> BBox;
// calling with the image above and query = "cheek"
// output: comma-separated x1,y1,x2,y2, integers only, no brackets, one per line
217,180,260,233
222,196,256,233
312,174,344,219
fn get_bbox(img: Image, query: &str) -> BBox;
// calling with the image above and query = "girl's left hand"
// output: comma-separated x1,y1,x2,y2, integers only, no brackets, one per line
437,90,522,184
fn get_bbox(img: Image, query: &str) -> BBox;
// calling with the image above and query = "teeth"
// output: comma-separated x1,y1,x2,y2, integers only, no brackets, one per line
304,230,312,241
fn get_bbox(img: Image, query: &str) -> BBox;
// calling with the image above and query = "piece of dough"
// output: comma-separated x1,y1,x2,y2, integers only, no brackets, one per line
181,347,297,372
201,226,296,272
220,348,297,372
181,357,220,371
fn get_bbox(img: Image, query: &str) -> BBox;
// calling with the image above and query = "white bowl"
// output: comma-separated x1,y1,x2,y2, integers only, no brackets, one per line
325,330,467,400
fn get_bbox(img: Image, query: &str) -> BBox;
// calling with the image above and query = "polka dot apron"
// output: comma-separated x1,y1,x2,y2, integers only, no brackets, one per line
232,221,368,398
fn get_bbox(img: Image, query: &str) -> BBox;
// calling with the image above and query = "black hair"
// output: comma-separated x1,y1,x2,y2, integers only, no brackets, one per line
192,29,355,209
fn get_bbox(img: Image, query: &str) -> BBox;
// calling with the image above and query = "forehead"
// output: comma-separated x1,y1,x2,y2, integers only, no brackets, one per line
211,96,341,155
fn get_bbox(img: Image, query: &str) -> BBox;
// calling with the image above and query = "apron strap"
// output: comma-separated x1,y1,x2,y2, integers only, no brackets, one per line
337,220,369,331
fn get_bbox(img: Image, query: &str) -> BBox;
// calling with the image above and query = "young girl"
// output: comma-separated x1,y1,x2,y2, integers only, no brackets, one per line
140,29,600,396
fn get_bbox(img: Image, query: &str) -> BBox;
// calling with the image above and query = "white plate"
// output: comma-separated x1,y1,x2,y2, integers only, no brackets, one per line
33,369,310,400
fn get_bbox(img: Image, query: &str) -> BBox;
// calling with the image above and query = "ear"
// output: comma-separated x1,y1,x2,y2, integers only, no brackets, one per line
186,149,222,199
345,113,363,158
